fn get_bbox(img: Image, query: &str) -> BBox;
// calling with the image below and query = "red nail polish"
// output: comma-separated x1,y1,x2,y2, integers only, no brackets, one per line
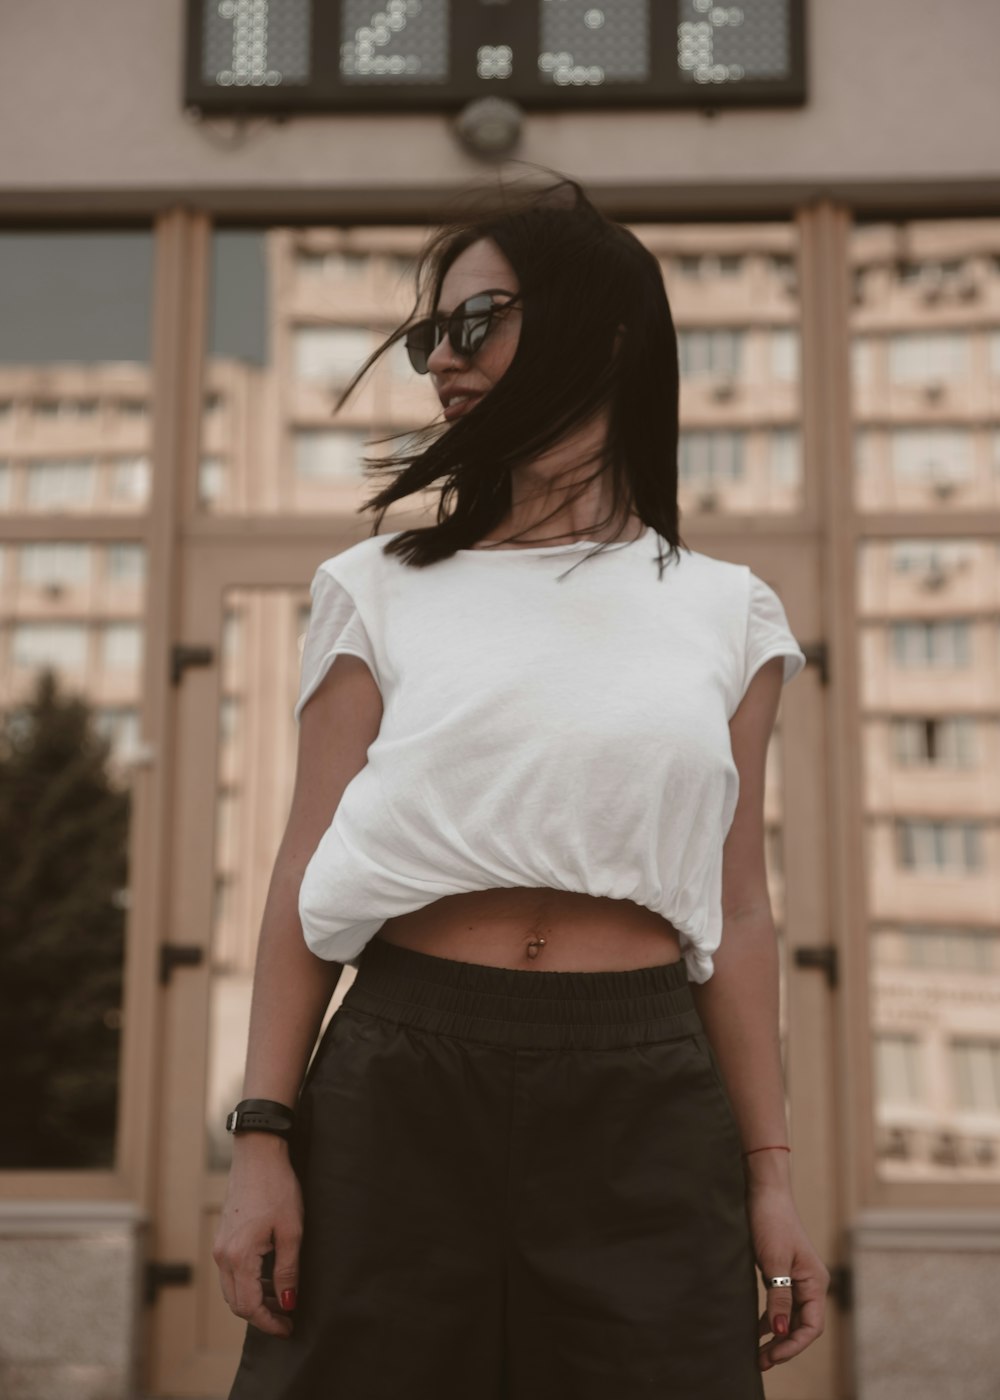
775,1314,788,1335
280,1288,297,1311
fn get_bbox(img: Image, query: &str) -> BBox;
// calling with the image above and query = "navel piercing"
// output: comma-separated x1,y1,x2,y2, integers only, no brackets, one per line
525,937,547,959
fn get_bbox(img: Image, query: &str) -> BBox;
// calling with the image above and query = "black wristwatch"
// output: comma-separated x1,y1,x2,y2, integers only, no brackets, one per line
225,1098,295,1141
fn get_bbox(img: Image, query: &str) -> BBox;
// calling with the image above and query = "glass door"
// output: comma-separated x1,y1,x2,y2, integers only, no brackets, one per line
147,537,361,1396
148,532,841,1397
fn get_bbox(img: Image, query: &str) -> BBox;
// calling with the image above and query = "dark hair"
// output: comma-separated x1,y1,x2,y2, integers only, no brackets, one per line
334,165,687,577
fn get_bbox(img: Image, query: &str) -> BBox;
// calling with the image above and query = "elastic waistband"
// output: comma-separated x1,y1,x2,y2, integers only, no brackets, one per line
341,936,704,1050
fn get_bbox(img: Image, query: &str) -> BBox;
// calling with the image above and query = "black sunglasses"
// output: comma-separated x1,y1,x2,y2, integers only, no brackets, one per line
404,290,521,375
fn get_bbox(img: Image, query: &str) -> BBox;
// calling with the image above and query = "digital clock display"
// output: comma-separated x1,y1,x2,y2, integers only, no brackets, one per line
186,0,805,112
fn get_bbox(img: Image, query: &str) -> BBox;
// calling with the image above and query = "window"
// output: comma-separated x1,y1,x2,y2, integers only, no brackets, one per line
294,248,367,278
221,609,242,665
857,474,1000,1183
101,622,142,671
768,427,800,487
0,226,153,1174
199,456,227,505
12,621,88,671
106,542,145,583
25,459,97,508
889,619,972,667
109,456,150,504
93,706,142,763
875,1034,924,1107
770,328,799,381
890,716,977,767
888,332,969,382
678,430,745,485
890,539,976,573
897,819,983,873
18,541,91,586
901,928,997,974
890,429,974,484
293,428,368,480
219,694,240,743
293,325,373,384
851,337,875,384
951,1040,1000,1113
678,328,742,378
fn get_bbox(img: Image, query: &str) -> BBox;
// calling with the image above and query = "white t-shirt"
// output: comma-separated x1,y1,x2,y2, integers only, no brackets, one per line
294,525,806,984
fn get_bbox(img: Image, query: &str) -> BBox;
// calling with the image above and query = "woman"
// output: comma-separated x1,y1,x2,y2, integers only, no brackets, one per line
214,172,830,1398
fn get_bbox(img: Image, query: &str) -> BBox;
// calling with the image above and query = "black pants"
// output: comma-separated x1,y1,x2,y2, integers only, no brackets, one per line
228,936,766,1399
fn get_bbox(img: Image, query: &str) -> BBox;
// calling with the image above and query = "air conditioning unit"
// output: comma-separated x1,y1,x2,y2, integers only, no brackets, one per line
930,1130,960,1167
922,379,946,402
43,580,65,598
930,475,956,499
920,566,948,591
918,268,944,303
973,1138,996,1166
957,272,979,300
711,379,736,401
697,488,719,512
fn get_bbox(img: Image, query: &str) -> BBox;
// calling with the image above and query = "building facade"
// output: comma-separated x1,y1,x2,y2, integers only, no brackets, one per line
1,2,999,1397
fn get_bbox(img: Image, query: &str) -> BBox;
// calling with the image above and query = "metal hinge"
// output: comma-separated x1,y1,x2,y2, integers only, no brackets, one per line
793,944,839,989
827,1263,853,1311
800,639,829,686
144,1260,194,1305
171,643,214,685
159,943,205,985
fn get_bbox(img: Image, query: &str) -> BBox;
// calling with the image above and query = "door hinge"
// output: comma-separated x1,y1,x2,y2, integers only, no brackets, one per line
144,1260,194,1305
800,639,829,686
171,642,214,685
793,944,839,989
159,943,205,985
827,1262,853,1311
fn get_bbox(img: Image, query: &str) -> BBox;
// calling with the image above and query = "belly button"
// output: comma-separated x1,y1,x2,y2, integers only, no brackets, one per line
525,937,546,959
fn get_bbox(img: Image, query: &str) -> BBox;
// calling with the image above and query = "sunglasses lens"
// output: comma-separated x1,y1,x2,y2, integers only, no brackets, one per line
461,319,493,356
404,323,433,374
405,292,515,373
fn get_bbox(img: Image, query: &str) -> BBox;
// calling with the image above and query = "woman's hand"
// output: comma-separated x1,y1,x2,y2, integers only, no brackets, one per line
212,1134,304,1339
746,1183,830,1372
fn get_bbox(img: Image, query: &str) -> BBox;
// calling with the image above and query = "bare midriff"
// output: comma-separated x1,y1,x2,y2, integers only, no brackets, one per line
375,887,684,972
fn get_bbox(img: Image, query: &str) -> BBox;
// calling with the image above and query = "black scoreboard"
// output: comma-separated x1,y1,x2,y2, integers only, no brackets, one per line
184,0,806,114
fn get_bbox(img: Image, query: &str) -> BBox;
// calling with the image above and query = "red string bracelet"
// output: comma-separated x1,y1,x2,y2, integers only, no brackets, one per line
742,1145,792,1157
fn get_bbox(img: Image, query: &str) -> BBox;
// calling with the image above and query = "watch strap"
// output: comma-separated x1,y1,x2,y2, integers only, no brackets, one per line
225,1098,295,1138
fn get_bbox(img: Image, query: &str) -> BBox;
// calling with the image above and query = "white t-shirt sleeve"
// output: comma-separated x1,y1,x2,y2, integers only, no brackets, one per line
294,565,380,724
735,571,806,711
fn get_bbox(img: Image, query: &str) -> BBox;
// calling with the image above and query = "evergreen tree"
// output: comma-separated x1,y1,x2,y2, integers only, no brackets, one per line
0,668,130,1168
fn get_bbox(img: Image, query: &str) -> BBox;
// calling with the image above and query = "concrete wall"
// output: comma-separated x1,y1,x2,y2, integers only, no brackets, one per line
0,0,998,215
0,1202,146,1400
851,1210,1000,1400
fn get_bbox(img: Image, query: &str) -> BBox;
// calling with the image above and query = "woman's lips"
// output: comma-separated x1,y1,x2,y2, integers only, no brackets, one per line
443,393,482,420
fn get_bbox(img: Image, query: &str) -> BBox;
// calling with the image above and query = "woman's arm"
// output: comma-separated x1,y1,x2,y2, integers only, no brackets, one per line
693,658,832,1370
213,652,384,1338
237,854,344,1111
689,910,790,1190
693,654,791,1190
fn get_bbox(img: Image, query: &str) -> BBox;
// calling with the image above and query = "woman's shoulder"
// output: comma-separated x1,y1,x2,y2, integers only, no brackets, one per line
674,546,747,591
315,530,404,586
